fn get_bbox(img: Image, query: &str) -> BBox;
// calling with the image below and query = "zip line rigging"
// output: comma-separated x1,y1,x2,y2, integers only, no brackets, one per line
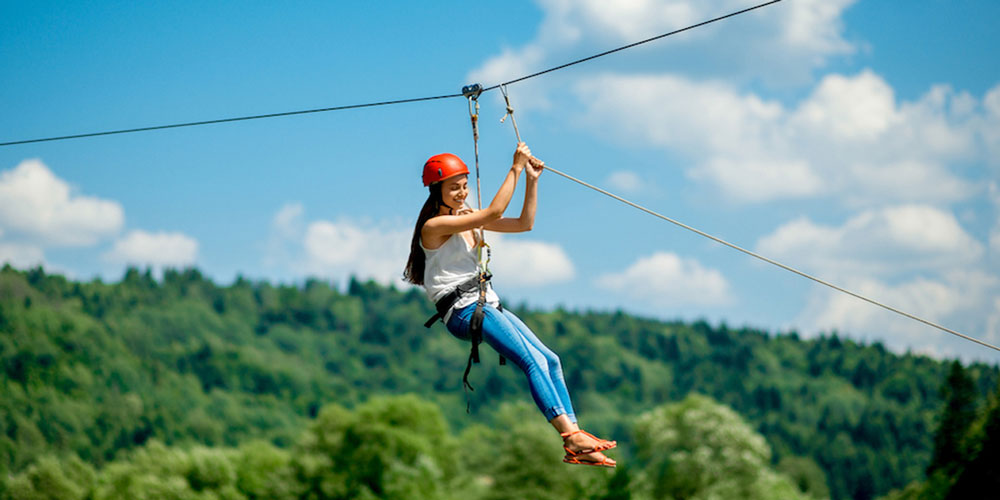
0,0,782,147
3,0,996,355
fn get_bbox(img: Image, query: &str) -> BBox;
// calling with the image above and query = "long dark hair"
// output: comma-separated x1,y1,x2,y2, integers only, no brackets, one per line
404,182,447,286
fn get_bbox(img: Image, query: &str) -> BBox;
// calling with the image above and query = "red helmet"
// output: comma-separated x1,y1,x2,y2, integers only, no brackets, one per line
422,153,469,187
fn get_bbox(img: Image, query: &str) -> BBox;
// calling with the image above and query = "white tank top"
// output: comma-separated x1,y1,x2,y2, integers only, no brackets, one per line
421,231,500,322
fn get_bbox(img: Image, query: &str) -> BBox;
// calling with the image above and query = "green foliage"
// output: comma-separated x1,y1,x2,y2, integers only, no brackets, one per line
0,394,818,500
926,361,976,476
474,402,607,500
232,441,295,500
1,455,95,500
1,265,998,500
947,383,1000,497
632,394,810,500
292,395,460,500
877,368,1000,500
92,441,244,500
777,456,831,500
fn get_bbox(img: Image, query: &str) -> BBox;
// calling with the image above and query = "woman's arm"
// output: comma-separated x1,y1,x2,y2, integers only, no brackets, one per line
484,158,543,233
422,143,532,239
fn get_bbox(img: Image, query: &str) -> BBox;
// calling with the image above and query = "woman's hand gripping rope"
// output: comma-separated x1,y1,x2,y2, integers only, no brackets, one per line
525,156,544,181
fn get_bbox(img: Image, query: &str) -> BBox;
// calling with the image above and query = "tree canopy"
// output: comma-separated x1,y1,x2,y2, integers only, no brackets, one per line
1,265,998,499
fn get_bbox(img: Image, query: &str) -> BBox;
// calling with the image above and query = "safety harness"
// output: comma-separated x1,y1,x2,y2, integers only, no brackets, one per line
423,269,506,412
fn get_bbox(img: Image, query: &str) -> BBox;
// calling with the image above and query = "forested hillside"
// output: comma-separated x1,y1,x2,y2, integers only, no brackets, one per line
1,265,998,499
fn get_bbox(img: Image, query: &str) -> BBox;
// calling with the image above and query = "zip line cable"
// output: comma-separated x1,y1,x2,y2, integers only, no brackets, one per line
0,0,783,147
496,88,1000,355
0,94,462,147
484,0,782,92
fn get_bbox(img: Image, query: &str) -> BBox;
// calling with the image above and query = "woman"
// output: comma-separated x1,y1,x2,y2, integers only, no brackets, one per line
404,143,616,467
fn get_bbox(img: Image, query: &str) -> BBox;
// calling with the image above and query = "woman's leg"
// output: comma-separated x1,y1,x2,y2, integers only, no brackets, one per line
498,309,615,464
449,304,567,421
500,308,577,424
448,304,615,465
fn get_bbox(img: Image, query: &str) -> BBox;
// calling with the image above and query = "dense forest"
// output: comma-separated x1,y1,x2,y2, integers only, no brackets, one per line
1,265,998,499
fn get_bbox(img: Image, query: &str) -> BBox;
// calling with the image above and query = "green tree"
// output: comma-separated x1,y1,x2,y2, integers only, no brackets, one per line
92,441,244,500
471,402,609,500
927,361,976,476
233,441,296,500
292,395,460,500
632,394,814,500
778,456,831,500
1,455,95,500
946,385,1000,498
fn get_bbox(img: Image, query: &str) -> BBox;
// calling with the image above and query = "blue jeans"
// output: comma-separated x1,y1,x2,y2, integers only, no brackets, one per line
447,303,577,423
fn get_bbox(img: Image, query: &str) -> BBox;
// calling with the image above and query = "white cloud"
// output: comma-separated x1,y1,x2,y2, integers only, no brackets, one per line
264,202,307,270
0,242,44,269
981,86,1000,167
597,251,730,306
793,71,899,141
486,234,575,287
777,0,857,67
606,171,644,194
991,183,1000,257
799,271,1000,359
469,0,858,96
104,230,199,269
300,218,411,286
272,202,304,240
575,71,986,205
265,204,417,286
988,297,1000,348
0,159,123,246
540,0,701,43
266,205,574,288
756,205,983,279
468,45,551,111
756,204,1000,358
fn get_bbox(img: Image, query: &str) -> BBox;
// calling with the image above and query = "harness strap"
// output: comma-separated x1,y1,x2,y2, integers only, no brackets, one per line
423,270,507,413
423,272,487,328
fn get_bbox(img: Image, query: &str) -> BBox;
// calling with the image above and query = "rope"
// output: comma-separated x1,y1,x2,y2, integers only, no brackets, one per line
1,0,784,147
467,94,486,269
500,85,522,142
496,89,1000,355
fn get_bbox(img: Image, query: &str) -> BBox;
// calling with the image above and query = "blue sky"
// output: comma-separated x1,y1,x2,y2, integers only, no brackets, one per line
2,0,999,363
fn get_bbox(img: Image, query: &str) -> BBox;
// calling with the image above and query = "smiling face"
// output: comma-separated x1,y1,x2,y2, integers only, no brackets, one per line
438,174,469,213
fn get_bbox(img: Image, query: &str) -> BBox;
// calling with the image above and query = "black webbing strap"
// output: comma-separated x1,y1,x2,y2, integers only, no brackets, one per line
423,273,483,328
423,288,458,328
462,272,488,413
452,272,507,413
423,272,507,413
